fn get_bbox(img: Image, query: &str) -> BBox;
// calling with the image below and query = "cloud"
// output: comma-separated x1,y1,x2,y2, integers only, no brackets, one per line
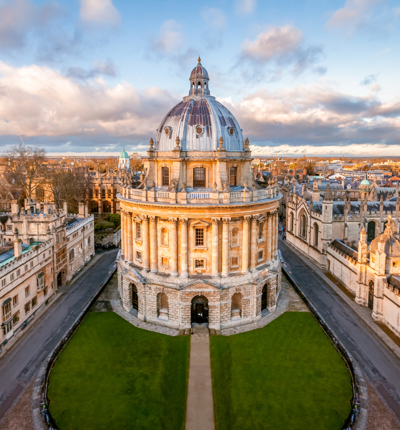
0,0,61,50
201,7,227,29
360,74,378,85
66,60,117,80
235,0,256,15
151,20,183,54
219,83,400,148
79,0,121,25
326,0,392,36
0,61,177,147
240,25,324,80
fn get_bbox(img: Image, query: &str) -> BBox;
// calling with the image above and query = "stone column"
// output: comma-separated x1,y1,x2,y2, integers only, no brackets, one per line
222,218,230,277
180,218,188,277
170,218,178,277
266,213,272,262
150,216,158,273
212,218,219,277
272,211,277,258
120,211,125,258
242,216,251,273
250,216,258,271
143,216,150,271
127,213,133,262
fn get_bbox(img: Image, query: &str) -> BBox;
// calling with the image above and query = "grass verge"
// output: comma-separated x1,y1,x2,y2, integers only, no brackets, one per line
210,312,352,430
48,312,190,430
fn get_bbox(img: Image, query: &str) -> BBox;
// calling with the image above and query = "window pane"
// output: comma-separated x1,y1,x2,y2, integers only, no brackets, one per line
195,228,204,246
193,168,206,187
162,167,170,186
230,167,237,186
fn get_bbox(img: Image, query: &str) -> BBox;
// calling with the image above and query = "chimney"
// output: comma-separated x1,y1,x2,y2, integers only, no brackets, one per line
79,202,85,217
11,200,19,215
63,201,68,215
14,229,22,258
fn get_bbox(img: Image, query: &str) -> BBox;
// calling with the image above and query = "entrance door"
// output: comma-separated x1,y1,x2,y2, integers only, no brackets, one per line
57,272,62,288
132,284,138,311
261,285,267,311
191,296,209,324
368,281,374,310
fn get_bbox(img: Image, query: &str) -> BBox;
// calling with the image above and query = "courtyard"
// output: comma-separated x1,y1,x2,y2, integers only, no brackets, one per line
210,312,353,430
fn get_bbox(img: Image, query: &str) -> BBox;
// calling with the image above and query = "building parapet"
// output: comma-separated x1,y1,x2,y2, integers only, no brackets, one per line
66,215,94,236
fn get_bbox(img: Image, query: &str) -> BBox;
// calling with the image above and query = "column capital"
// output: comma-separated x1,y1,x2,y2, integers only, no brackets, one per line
222,217,231,225
149,216,157,223
243,215,252,223
142,215,149,221
168,217,178,224
212,217,220,225
179,217,188,225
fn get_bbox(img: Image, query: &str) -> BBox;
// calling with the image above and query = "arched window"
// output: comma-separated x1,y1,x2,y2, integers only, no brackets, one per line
37,272,45,291
232,228,239,245
161,228,168,246
193,167,206,187
162,167,170,186
258,222,263,240
230,167,237,187
314,223,319,247
157,293,169,320
231,293,242,319
261,285,268,312
69,249,74,262
290,212,294,232
300,214,307,239
368,280,374,310
367,221,376,243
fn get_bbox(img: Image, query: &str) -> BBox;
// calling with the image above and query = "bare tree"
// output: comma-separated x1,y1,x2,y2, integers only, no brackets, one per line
4,144,47,199
46,166,92,213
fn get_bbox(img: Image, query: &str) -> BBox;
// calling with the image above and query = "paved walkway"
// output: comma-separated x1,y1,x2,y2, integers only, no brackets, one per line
186,324,215,430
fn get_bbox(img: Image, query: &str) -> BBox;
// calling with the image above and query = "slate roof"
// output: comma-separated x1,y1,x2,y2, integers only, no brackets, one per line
330,239,358,260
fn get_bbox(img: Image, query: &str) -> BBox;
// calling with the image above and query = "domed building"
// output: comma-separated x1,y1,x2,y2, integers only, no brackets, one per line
118,148,130,170
117,58,282,332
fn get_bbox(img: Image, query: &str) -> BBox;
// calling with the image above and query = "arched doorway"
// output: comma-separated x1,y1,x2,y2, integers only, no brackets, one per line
131,284,138,311
261,285,268,312
367,221,376,243
57,272,62,288
191,296,208,324
368,280,374,310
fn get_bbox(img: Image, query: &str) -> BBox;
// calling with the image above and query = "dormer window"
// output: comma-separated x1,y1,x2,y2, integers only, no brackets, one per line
164,126,172,135
196,125,204,135
228,127,235,136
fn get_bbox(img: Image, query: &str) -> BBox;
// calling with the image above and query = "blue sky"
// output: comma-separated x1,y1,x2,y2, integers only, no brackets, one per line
0,0,400,156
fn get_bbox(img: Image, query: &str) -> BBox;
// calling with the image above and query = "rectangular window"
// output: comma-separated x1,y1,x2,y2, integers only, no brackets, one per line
258,251,264,261
136,251,142,262
25,302,31,314
32,296,38,308
25,264,28,271
6,225,12,231
12,295,18,307
161,257,169,267
195,259,204,268
195,228,204,247
10,273,14,281
44,286,48,297
25,286,30,297
1,279,5,287
136,223,141,240
101,189,106,199
193,167,206,187
12,311,20,326
232,257,239,267
230,167,237,187
2,300,11,322
30,261,33,268
259,222,263,240
162,167,170,186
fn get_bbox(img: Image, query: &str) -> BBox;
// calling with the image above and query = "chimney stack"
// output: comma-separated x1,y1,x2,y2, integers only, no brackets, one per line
63,201,68,215
14,229,22,258
79,202,85,217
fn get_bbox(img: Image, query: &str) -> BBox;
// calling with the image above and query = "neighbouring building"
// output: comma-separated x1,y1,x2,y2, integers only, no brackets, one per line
117,59,282,332
327,217,400,337
0,199,95,350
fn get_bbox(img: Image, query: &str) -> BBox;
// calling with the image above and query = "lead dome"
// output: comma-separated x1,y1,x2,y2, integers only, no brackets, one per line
156,58,244,152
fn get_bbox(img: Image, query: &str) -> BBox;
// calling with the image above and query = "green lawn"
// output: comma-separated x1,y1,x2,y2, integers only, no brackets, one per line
48,312,190,430
210,312,353,430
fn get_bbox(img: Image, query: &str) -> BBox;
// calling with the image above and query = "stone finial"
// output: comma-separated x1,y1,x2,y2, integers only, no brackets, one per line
218,136,224,150
149,138,154,149
324,184,333,201
175,136,181,149
182,182,186,192
244,137,250,149
212,182,218,192
244,180,249,191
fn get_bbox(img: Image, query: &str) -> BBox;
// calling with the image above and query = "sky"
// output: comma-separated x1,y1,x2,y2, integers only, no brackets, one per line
0,0,400,157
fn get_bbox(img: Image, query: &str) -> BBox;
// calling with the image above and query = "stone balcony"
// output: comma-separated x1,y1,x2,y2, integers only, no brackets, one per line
119,185,279,205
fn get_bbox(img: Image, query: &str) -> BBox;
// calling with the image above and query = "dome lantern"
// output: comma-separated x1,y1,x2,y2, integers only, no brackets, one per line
189,56,210,96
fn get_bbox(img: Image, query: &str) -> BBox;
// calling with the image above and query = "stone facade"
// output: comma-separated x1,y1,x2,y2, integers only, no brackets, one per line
327,218,400,337
117,60,282,331
1,198,95,350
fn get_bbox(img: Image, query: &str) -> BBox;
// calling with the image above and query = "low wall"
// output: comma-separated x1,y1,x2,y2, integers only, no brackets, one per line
327,245,358,295
287,232,324,267
282,267,368,430
31,262,117,430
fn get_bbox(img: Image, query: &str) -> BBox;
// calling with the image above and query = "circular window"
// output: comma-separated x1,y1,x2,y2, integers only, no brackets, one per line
228,127,234,136
164,127,171,135
196,125,203,135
